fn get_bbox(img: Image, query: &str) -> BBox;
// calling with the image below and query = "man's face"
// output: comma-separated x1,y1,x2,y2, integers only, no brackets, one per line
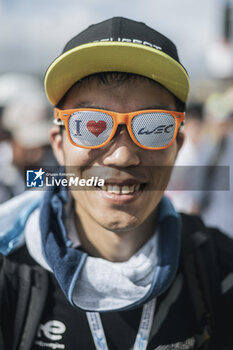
51,77,183,232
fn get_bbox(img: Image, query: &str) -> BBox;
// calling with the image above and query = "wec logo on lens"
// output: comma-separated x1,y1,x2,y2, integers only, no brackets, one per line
138,124,174,135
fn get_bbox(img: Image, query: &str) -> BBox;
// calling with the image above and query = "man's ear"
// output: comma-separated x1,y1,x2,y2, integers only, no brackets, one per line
176,130,185,153
50,125,65,166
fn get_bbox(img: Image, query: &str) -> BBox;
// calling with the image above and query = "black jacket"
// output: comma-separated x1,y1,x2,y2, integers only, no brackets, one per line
0,214,233,350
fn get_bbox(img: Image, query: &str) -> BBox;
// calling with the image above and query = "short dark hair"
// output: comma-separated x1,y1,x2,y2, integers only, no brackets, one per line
57,72,186,112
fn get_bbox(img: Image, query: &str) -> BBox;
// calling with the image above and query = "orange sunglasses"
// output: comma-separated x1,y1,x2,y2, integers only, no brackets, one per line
54,107,185,150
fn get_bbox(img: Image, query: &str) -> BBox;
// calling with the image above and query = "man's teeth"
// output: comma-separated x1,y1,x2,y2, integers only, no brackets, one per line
100,184,141,194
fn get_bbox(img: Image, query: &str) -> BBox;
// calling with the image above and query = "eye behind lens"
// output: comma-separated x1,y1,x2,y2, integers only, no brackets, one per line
131,113,176,148
68,111,114,147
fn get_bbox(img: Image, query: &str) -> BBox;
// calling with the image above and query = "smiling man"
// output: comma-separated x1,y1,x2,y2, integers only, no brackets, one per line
51,75,183,262
1,17,233,350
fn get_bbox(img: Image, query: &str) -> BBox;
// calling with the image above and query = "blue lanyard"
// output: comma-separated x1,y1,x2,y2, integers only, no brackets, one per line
87,298,156,350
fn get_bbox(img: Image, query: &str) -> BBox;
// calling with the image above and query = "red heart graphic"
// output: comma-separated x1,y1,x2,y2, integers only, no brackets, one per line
87,120,107,137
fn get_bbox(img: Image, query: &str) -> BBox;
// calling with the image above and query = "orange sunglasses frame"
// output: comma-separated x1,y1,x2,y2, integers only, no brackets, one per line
54,107,185,150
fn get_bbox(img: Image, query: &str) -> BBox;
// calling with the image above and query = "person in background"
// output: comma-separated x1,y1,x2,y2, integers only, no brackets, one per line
167,103,205,212
0,73,57,203
190,90,233,237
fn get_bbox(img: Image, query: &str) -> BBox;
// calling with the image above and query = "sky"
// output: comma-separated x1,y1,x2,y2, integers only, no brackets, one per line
0,0,231,85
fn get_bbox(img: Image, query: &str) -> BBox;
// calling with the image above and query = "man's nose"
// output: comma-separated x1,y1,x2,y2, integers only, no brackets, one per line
102,126,141,167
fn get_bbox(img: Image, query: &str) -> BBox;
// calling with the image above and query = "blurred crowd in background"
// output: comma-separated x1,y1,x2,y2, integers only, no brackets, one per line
0,0,233,240
0,72,232,239
0,73,58,203
167,85,233,237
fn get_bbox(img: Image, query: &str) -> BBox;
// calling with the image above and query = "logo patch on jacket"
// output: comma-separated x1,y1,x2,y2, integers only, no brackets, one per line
34,320,66,349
